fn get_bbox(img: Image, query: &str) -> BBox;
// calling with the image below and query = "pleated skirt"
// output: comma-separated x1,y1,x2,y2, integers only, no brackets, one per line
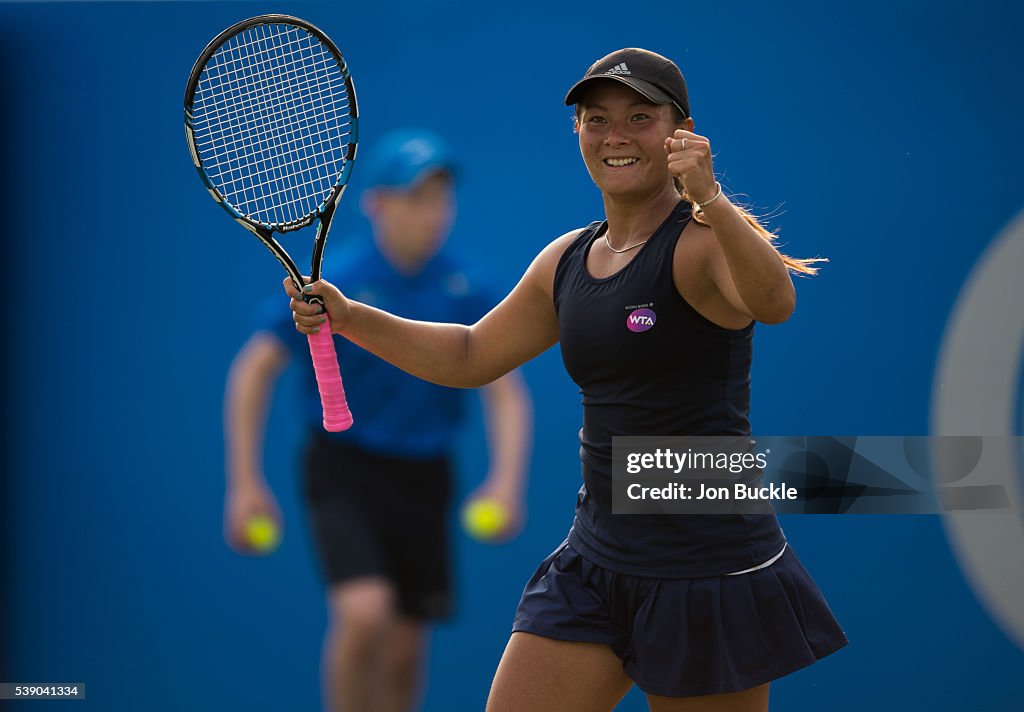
512,540,848,697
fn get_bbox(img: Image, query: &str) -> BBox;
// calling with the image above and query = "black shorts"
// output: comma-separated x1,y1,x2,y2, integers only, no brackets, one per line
301,434,454,620
513,541,848,697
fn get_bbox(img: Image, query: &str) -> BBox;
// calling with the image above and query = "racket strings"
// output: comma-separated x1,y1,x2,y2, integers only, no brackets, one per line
196,30,313,217
191,23,352,227
195,62,348,159
196,31,346,178
198,25,346,223
201,30,346,221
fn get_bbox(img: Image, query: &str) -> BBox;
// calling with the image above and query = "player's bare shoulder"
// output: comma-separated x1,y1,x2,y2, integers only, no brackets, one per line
678,215,717,250
525,228,588,299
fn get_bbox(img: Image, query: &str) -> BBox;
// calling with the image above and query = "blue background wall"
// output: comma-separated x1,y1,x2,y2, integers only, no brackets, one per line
2,1,1022,710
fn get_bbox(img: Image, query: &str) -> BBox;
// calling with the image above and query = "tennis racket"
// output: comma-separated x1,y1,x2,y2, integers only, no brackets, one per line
184,14,357,432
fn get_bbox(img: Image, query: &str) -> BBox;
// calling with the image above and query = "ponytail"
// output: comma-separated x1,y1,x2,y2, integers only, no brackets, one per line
680,179,825,276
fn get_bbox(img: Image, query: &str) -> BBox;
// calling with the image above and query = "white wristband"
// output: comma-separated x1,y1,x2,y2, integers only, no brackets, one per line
696,182,723,210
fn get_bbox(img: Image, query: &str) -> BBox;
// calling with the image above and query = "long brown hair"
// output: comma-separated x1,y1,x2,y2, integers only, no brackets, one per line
573,105,825,276
683,181,825,276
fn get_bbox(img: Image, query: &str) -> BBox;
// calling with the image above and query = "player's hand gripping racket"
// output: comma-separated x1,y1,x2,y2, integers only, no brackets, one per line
184,15,357,431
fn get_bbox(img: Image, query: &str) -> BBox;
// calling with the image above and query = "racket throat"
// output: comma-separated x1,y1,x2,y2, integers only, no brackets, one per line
310,199,339,283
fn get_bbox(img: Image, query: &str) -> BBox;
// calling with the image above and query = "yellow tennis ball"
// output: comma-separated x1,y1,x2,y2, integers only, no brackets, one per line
245,515,280,553
462,498,509,541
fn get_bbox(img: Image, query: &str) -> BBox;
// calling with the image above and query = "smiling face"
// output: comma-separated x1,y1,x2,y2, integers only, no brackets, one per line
576,80,692,200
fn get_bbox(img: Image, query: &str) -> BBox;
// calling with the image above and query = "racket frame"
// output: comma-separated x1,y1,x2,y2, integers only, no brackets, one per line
183,14,359,431
182,14,359,294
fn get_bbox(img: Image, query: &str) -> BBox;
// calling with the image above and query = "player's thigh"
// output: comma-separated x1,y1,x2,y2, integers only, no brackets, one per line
486,632,633,712
646,683,769,712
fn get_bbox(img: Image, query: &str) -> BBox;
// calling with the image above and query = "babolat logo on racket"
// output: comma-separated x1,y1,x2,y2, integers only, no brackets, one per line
626,305,656,332
604,62,631,75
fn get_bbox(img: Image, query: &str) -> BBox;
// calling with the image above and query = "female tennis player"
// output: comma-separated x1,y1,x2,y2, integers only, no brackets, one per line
287,48,847,711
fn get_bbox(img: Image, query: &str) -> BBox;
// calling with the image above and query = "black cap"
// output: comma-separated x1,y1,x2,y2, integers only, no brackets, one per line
564,48,690,119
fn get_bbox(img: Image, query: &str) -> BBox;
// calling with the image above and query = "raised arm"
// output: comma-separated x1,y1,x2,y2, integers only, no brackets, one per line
697,195,796,324
666,129,796,324
289,231,581,388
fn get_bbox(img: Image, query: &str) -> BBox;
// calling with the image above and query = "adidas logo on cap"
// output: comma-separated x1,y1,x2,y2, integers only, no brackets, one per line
604,62,630,75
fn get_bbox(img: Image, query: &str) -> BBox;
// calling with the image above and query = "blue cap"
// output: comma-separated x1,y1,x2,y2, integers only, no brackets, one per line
361,129,457,190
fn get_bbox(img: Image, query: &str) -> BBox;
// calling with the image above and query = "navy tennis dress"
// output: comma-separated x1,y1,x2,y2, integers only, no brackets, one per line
512,202,848,696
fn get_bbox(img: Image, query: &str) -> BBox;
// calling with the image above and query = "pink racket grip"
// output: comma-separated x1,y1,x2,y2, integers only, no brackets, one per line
307,315,354,432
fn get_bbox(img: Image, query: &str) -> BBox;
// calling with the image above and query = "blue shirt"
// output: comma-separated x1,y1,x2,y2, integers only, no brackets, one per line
257,238,498,458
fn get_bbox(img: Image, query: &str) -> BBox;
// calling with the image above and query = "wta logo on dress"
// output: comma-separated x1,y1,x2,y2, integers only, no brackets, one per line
627,308,656,332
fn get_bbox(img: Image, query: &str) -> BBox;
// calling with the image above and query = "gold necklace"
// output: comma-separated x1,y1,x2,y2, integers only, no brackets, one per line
604,235,648,253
